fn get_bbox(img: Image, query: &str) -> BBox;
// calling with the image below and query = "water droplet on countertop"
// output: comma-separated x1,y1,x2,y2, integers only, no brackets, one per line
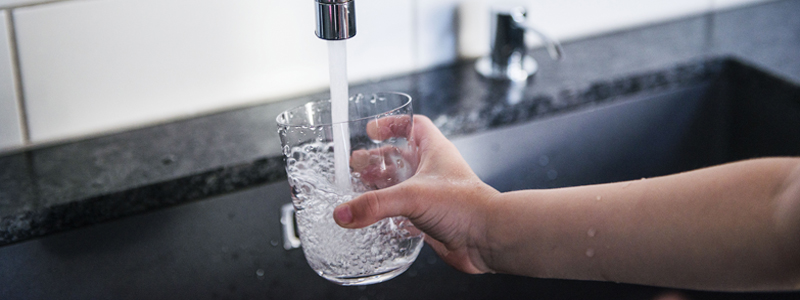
585,248,595,258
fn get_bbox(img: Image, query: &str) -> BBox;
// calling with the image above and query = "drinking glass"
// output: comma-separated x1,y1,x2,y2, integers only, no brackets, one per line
276,92,424,285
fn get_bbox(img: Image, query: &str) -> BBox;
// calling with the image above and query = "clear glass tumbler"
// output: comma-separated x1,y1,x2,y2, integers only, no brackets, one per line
276,92,424,285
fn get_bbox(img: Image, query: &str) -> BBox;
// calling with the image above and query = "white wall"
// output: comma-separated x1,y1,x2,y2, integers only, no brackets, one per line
0,0,57,9
0,10,24,150
0,0,776,151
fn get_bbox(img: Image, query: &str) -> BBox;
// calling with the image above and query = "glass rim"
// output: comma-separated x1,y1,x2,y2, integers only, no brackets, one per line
275,92,412,127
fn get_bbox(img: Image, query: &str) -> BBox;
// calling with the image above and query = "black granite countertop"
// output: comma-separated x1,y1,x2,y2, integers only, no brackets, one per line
1,0,799,247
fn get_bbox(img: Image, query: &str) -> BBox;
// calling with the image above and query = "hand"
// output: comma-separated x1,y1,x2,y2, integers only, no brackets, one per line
333,115,500,274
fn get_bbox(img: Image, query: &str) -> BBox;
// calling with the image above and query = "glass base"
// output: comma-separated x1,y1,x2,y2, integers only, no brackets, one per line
321,263,413,286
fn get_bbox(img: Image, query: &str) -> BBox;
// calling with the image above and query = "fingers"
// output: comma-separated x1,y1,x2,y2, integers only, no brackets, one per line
363,114,452,158
364,115,446,143
410,115,446,144
333,184,418,229
350,149,382,173
365,115,413,141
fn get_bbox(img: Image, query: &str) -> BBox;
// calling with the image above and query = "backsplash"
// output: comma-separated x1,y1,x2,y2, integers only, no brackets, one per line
0,0,773,151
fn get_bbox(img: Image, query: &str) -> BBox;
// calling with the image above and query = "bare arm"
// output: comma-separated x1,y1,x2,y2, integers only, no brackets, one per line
334,115,800,291
486,158,800,291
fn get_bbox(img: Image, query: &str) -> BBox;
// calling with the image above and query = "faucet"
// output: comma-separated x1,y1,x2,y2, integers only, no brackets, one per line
476,6,563,81
315,0,357,40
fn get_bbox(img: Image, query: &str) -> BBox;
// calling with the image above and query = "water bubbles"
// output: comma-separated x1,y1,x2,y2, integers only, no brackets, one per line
585,248,595,258
396,159,404,169
282,145,291,156
300,183,312,195
292,150,304,161
287,142,423,281
352,93,365,103
596,195,602,201
256,269,265,279
587,228,597,238
270,239,279,247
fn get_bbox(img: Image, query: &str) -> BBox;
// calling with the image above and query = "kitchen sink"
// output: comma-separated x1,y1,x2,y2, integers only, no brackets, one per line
1,58,798,299
457,58,800,192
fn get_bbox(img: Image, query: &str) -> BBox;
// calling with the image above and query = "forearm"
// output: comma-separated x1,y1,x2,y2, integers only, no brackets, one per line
484,158,800,291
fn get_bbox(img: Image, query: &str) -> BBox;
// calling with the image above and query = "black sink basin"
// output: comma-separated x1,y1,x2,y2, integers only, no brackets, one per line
1,58,798,299
457,58,800,192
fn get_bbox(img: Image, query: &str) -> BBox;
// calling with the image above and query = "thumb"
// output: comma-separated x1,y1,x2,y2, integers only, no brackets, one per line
333,185,417,229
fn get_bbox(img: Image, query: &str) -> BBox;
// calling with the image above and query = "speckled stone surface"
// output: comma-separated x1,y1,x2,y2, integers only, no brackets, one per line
1,0,799,246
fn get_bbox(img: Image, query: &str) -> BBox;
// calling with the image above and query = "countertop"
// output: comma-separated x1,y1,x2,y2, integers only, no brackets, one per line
1,1,800,298
2,0,800,246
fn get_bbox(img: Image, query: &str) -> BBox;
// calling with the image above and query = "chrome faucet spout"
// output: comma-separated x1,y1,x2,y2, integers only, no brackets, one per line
315,0,357,40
